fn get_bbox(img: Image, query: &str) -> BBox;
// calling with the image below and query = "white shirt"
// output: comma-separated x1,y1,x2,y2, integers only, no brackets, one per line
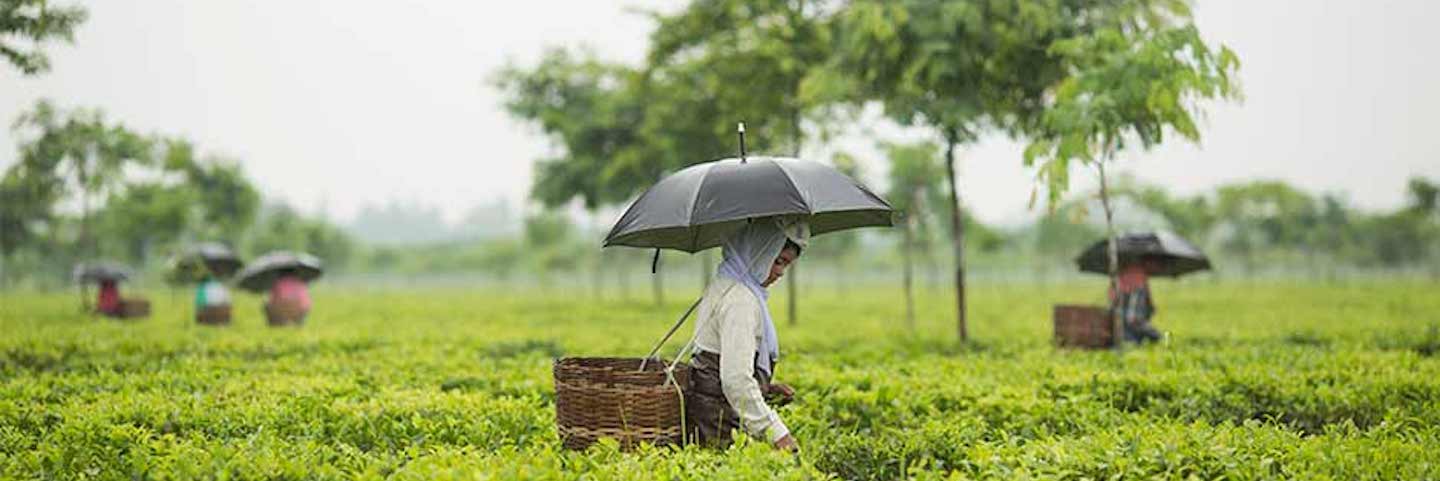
199,279,230,306
690,274,789,442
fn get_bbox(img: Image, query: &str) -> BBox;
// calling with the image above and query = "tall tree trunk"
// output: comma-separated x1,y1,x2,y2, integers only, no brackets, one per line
79,173,92,313
1097,159,1123,352
902,192,919,331
943,129,967,342
787,106,802,326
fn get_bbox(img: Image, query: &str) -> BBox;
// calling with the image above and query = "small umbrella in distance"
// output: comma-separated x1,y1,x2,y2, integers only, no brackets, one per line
170,243,244,282
234,251,323,293
1075,230,1211,277
73,261,133,283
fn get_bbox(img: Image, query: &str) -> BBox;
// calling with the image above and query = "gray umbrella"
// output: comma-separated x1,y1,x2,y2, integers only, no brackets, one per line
234,251,323,292
1076,231,1211,277
73,261,133,283
604,156,894,253
172,242,244,280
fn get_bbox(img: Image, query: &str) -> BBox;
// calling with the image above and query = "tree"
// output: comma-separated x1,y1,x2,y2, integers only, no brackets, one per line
1407,177,1439,217
0,159,63,285
158,139,260,242
95,183,193,263
495,47,659,303
832,0,1140,341
1022,13,1240,347
11,100,154,259
246,203,355,270
645,0,839,324
1213,181,1317,273
883,141,945,330
1,0,87,75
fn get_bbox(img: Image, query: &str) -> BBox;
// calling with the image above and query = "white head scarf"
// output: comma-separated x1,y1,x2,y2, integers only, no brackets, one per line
716,216,809,378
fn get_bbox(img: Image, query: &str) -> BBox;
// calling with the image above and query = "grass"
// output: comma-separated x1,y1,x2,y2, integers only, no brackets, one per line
1,279,1438,479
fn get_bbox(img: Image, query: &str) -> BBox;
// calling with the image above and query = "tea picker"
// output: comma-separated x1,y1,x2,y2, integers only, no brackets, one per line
234,251,323,326
1056,231,1211,348
554,123,896,451
169,242,244,326
73,261,150,319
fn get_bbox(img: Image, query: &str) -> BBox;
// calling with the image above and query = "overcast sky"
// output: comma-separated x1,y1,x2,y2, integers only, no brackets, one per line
3,0,1437,227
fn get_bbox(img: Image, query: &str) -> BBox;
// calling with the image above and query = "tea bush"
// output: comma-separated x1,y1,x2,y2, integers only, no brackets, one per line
2,280,1437,479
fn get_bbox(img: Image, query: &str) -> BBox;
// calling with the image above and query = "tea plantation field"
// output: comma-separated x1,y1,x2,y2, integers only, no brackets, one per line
2,280,1438,479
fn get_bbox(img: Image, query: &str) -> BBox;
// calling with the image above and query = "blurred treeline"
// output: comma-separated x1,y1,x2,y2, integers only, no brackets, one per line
0,101,352,288
3,0,1437,292
2,98,1434,290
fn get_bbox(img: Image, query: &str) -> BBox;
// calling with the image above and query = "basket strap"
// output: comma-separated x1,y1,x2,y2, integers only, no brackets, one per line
639,296,703,371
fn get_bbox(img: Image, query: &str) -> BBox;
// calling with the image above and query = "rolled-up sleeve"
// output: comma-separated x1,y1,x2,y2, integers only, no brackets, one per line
717,290,789,442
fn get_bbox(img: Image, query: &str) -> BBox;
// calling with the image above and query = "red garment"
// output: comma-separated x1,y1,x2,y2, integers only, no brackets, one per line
1116,264,1149,293
97,280,121,314
1108,264,1149,301
270,275,312,311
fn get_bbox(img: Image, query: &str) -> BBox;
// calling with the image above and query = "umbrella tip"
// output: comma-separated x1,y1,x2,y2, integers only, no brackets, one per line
737,121,748,163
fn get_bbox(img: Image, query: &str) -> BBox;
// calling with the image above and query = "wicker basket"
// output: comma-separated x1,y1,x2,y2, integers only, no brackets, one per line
265,301,308,327
554,357,690,450
196,305,232,326
1054,304,1113,349
117,298,150,319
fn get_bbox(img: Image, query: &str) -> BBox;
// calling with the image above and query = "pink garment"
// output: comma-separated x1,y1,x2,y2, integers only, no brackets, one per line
270,275,312,311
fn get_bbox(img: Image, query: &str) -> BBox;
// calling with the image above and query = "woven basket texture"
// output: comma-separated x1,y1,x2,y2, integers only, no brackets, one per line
554,357,690,450
1054,304,1114,349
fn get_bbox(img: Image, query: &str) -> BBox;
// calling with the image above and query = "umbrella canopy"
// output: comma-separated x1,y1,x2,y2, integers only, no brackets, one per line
73,261,133,283
1076,231,1212,277
171,243,244,280
234,251,323,292
604,156,894,252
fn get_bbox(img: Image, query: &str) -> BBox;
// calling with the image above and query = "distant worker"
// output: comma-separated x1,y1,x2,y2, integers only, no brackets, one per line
267,270,313,325
1111,260,1164,343
195,275,233,325
235,251,323,327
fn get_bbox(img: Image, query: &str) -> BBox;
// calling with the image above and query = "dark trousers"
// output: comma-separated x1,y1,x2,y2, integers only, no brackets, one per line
685,350,772,447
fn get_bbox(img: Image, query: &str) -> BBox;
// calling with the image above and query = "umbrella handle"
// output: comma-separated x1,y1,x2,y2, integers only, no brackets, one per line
639,296,704,371
651,248,660,274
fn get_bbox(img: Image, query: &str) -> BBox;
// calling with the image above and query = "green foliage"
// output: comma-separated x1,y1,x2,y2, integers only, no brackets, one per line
1,281,1438,479
95,182,195,263
646,0,836,152
245,204,355,270
1023,13,1242,205
0,0,87,75
0,101,342,284
494,48,648,209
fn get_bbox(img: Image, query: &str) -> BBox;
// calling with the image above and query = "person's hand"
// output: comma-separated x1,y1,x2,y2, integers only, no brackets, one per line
773,434,798,452
765,383,795,406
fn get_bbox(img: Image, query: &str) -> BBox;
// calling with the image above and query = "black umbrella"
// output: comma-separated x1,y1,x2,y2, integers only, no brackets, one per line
171,243,244,280
234,251,323,292
73,261,133,283
604,156,894,253
1076,231,1211,277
